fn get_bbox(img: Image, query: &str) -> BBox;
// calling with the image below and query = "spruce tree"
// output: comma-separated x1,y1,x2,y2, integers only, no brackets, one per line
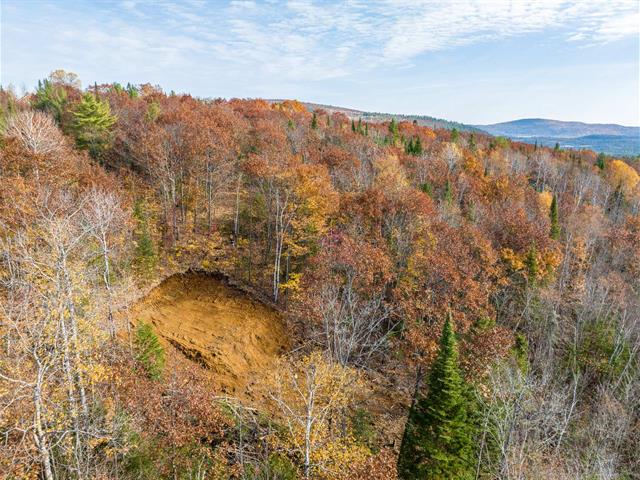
451,128,459,143
351,119,356,133
468,133,476,151
33,79,68,124
134,322,165,380
311,112,318,129
596,152,606,170
525,243,539,283
72,93,116,158
398,316,476,479
550,194,560,240
414,136,423,155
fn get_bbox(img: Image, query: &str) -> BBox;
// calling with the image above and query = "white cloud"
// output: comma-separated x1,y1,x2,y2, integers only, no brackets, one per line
2,0,638,87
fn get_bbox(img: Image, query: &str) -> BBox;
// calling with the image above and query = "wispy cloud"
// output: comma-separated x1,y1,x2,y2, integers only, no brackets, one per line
2,0,638,86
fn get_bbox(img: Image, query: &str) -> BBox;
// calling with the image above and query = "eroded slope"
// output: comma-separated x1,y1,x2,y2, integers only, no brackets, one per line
131,272,288,401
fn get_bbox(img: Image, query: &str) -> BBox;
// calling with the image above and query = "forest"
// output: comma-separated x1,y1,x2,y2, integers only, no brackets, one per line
0,70,638,479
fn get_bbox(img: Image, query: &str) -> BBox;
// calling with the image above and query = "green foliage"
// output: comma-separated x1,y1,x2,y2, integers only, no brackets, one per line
351,407,377,451
351,119,356,133
123,436,160,479
72,93,116,158
525,243,538,283
126,82,139,98
489,136,510,149
513,333,529,374
311,112,318,130
33,79,68,124
421,182,434,197
550,194,560,240
569,318,633,381
133,200,156,274
596,152,606,170
443,179,453,205
451,127,459,143
145,101,161,123
554,142,560,152
405,136,423,156
134,322,165,380
398,316,476,479
264,453,298,480
468,133,476,151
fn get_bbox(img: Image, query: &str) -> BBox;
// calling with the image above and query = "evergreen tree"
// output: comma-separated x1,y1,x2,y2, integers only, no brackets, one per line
550,194,560,240
72,93,116,158
351,119,356,133
406,137,415,155
596,152,606,170
554,142,560,153
134,322,165,380
365,123,369,136
414,136,423,155
388,118,399,145
311,112,318,130
357,117,363,134
33,79,68,124
451,128,459,143
133,201,156,274
443,180,453,205
398,316,476,479
468,133,476,151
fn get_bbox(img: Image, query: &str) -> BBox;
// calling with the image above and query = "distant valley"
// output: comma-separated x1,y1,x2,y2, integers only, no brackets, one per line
297,102,640,156
477,118,640,156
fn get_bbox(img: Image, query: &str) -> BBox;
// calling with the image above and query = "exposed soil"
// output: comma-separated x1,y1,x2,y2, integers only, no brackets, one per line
130,271,289,402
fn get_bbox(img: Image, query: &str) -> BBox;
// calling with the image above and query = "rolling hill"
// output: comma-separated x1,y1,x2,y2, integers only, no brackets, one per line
476,118,640,156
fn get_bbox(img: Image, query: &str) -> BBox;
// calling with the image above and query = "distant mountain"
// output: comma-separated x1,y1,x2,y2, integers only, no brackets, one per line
477,118,640,139
281,101,483,133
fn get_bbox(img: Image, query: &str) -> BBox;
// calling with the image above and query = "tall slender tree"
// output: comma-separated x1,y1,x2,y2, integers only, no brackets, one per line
550,194,560,240
398,315,476,479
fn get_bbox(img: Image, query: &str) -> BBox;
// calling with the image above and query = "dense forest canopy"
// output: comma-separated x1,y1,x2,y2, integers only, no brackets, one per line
0,71,638,479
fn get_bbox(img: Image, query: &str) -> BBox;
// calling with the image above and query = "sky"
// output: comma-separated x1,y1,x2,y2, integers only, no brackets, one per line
1,0,639,125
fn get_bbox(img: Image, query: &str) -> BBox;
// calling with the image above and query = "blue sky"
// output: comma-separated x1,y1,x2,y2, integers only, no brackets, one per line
1,0,639,125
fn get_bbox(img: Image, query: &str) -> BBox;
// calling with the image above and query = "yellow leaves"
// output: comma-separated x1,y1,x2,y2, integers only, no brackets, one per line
608,159,639,195
374,154,409,192
500,248,525,271
538,190,553,212
267,351,368,478
279,272,302,294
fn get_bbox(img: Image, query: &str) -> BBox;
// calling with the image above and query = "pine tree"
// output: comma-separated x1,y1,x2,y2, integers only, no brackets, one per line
554,142,560,153
443,180,453,205
550,194,560,240
468,133,476,151
414,136,423,155
311,112,318,130
351,119,356,133
388,118,399,145
398,316,476,479
33,79,68,124
596,152,606,170
357,118,363,134
134,322,165,380
364,123,369,136
451,128,459,143
72,93,116,158
133,200,156,274
406,137,415,155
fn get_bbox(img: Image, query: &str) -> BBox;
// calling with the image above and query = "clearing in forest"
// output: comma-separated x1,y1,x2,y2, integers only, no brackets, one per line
131,272,289,402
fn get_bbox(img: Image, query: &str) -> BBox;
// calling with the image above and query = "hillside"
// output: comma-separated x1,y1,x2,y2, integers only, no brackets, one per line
477,118,640,138
477,118,640,156
273,100,482,132
1,75,639,480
